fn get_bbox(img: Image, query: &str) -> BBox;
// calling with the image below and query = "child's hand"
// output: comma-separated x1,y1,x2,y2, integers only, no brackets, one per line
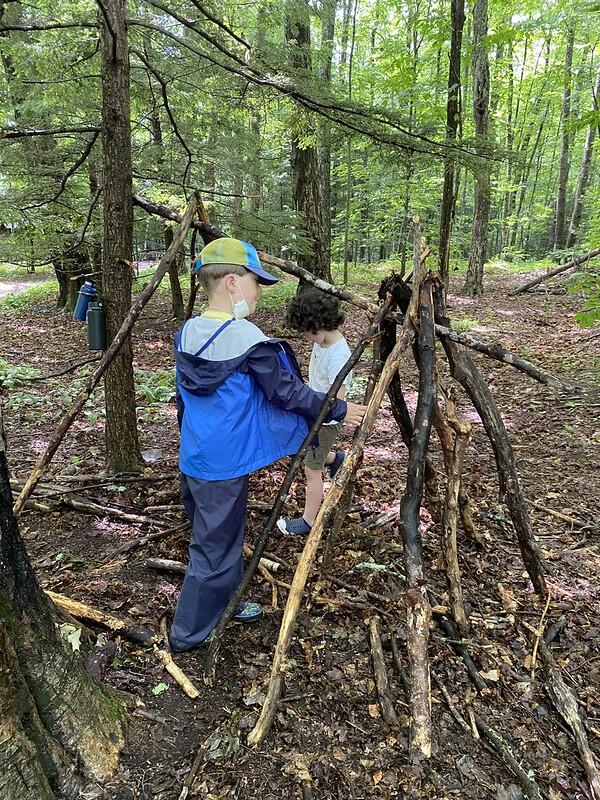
344,401,368,427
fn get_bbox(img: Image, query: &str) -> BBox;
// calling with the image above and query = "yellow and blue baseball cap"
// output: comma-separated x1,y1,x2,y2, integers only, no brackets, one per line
195,238,278,285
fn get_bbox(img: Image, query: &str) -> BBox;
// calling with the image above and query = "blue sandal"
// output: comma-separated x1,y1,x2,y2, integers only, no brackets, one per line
329,450,346,479
233,602,263,623
276,516,312,536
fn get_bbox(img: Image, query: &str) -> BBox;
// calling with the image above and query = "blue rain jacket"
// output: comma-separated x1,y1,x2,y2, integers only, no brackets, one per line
175,316,347,480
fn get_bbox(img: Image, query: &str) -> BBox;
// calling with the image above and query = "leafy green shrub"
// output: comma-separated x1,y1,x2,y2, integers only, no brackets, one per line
567,269,600,328
451,316,479,332
135,368,176,404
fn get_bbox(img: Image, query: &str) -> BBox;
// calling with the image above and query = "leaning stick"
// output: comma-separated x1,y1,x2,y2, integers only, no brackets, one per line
202,299,393,681
400,278,435,760
368,616,399,726
525,625,600,800
134,194,563,387
13,193,199,516
510,246,600,295
433,286,547,596
440,389,471,634
247,327,413,747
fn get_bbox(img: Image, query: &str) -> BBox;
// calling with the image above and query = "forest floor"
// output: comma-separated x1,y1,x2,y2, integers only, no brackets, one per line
1,263,599,800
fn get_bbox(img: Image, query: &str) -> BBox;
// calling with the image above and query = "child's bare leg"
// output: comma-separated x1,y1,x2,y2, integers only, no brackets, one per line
324,450,336,466
303,464,324,525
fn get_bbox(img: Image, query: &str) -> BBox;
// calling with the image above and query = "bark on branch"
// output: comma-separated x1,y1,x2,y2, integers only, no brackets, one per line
510,247,600,295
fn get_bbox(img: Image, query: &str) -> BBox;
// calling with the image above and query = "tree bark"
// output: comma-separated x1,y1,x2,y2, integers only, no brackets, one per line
553,24,575,251
0,410,126,799
464,0,490,297
438,0,465,290
100,0,142,473
567,67,600,248
401,279,435,760
286,0,331,283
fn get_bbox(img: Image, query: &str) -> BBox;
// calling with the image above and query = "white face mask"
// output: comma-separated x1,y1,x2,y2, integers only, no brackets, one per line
229,279,250,320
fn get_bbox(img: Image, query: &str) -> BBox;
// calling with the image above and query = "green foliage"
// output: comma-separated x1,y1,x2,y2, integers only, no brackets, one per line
451,316,480,332
0,358,40,390
134,368,176,405
567,269,600,328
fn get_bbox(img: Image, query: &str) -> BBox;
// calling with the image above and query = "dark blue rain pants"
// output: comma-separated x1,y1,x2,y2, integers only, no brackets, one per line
169,472,249,651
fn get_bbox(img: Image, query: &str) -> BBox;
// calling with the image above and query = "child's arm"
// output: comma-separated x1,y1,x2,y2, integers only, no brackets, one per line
246,344,347,423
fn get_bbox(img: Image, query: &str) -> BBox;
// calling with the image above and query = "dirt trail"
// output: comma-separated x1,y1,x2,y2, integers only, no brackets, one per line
0,277,46,299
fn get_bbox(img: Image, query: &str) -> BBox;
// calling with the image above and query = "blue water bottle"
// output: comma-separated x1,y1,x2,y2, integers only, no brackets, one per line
73,281,97,321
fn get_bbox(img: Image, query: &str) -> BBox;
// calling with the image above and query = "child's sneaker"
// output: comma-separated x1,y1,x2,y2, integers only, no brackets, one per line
329,450,346,479
233,602,263,623
276,516,312,536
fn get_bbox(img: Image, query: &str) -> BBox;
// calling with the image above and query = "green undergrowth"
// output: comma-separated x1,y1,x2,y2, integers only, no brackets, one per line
0,279,58,311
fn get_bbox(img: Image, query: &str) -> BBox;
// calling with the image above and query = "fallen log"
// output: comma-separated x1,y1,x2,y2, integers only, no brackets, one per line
44,590,156,645
44,590,199,699
510,247,600,295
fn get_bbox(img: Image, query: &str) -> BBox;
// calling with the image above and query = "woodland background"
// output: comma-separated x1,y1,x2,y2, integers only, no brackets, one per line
1,1,599,799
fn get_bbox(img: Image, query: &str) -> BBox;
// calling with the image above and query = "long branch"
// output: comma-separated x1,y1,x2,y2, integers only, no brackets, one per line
509,247,600,295
1,125,101,139
12,194,198,516
133,195,563,386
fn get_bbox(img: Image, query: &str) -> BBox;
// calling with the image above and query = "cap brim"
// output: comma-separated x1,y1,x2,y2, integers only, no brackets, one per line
250,264,279,285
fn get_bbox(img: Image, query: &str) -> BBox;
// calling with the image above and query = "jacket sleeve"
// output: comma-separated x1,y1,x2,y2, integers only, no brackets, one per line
246,343,347,423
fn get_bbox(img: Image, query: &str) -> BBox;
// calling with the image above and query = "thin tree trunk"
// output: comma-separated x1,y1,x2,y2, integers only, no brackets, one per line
438,0,465,290
553,24,575,251
464,0,491,296
567,67,600,247
286,0,330,282
100,0,142,473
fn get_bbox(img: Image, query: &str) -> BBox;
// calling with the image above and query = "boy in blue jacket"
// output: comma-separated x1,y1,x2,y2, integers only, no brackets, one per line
169,237,366,652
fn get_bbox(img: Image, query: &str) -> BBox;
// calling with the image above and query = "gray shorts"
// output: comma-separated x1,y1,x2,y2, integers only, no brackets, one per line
304,423,340,471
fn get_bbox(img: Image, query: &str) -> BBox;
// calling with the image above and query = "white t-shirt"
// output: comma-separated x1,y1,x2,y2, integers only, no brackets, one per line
308,336,352,425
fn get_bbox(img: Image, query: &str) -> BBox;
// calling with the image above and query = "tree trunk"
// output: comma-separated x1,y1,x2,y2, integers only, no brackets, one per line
552,24,575,251
0,411,126,799
165,228,184,319
100,0,143,473
318,0,336,266
567,67,600,248
464,0,490,297
438,0,465,290
286,0,331,283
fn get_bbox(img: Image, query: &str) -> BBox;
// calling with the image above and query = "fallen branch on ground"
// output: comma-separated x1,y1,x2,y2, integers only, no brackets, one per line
368,616,399,726
510,247,600,295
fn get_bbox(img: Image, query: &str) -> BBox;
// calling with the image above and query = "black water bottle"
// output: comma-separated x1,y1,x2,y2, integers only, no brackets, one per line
87,301,107,351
